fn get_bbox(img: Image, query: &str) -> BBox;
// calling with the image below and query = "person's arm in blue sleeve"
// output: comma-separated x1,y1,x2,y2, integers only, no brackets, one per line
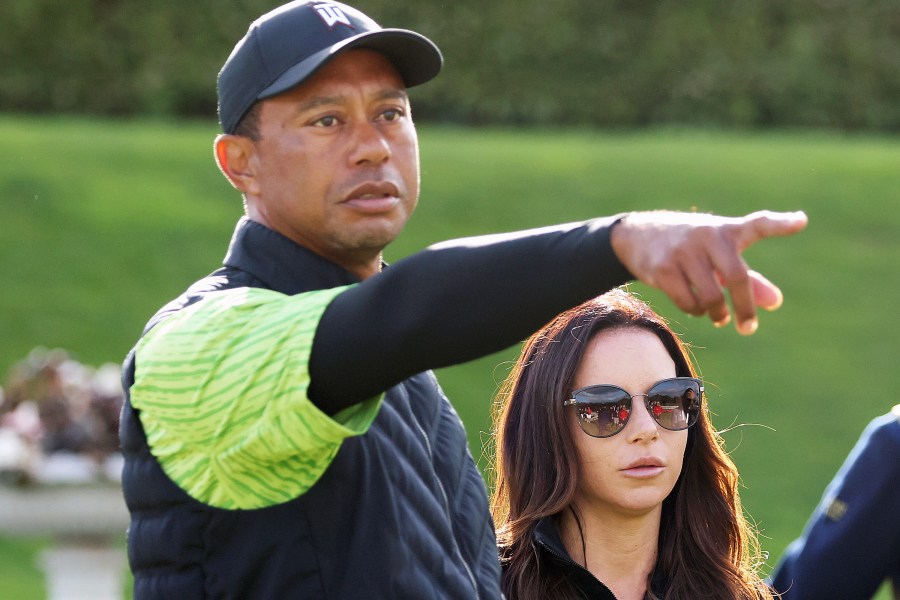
769,405,900,600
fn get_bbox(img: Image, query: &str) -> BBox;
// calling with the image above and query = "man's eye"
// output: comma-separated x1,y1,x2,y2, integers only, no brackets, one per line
313,115,339,127
381,109,404,122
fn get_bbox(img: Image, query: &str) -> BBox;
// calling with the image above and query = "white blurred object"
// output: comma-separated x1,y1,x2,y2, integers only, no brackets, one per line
33,451,97,484
0,484,129,600
0,349,128,600
102,453,124,483
0,485,128,536
0,401,42,481
1,399,42,441
0,427,32,476
41,546,125,600
92,363,122,398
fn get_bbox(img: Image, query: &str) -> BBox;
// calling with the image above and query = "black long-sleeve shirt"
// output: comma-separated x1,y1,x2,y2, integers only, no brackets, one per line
310,216,632,414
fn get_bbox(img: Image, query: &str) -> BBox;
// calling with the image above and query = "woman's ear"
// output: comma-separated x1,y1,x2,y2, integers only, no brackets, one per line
214,134,260,195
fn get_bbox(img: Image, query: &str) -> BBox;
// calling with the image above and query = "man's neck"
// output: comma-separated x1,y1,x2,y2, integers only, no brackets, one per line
338,253,383,280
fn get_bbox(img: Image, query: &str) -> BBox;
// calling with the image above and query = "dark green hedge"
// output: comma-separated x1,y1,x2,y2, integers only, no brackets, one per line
2,0,897,130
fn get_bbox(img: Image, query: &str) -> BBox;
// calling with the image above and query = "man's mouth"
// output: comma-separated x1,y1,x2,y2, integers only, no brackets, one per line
345,182,400,201
342,183,401,212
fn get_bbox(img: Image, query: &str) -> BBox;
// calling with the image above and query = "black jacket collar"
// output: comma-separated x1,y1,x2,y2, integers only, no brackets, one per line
532,516,668,599
222,217,361,295
533,515,574,561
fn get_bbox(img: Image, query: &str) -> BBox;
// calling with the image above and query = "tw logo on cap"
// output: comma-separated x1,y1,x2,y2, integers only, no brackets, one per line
313,2,354,29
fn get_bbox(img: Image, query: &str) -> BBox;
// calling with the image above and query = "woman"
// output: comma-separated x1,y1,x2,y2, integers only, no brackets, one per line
491,289,773,600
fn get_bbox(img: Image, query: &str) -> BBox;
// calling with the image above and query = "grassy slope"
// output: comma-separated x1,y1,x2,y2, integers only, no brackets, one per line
1,115,897,597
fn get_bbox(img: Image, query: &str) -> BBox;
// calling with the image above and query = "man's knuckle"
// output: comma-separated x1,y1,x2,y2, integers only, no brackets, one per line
697,287,725,308
656,261,679,278
721,268,750,287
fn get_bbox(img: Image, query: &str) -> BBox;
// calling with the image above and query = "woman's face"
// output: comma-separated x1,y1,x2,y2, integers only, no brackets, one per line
569,327,688,518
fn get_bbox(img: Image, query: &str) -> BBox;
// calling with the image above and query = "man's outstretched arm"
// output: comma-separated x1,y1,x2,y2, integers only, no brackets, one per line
310,209,808,413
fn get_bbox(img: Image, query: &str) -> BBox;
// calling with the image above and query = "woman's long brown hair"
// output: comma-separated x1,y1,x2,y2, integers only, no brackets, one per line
490,289,774,600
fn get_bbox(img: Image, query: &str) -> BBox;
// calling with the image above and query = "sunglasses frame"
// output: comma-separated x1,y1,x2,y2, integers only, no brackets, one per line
564,377,704,438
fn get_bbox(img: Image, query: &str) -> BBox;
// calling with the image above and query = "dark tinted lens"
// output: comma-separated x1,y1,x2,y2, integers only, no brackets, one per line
572,386,632,438
646,378,702,431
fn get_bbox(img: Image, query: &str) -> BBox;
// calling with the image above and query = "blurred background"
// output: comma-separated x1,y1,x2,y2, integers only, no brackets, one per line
1,0,898,598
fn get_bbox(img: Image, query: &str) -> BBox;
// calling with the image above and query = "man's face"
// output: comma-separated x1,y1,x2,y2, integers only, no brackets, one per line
247,49,419,275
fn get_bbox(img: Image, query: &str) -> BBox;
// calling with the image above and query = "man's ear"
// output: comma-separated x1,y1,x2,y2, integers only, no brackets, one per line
214,134,260,195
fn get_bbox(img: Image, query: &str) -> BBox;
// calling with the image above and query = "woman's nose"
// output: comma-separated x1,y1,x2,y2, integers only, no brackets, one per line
625,397,659,443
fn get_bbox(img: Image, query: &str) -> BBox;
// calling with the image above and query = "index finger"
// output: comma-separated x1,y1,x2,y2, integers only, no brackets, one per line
733,210,809,251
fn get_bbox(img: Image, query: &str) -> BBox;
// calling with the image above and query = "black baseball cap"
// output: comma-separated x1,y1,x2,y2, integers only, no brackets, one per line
217,0,443,134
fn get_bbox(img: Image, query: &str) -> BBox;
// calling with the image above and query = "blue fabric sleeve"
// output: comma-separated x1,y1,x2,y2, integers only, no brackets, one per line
769,409,900,599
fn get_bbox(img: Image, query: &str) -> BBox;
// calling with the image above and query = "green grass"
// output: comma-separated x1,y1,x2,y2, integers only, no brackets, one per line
0,535,45,599
2,115,898,598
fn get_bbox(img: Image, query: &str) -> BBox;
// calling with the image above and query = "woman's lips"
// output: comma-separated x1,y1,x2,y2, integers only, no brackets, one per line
620,458,665,478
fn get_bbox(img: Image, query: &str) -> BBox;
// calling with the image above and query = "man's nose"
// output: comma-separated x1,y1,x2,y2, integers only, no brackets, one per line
349,120,391,166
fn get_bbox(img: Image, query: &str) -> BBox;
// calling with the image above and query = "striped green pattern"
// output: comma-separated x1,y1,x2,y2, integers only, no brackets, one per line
131,286,382,510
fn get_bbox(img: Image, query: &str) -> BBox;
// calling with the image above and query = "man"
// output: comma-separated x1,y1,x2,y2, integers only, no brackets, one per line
119,1,808,598
769,405,900,600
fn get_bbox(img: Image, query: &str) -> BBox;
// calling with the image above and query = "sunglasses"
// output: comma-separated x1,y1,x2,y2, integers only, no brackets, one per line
564,377,703,438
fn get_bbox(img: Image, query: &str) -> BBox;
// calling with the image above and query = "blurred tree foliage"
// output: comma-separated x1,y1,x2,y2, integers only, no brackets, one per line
1,0,897,130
